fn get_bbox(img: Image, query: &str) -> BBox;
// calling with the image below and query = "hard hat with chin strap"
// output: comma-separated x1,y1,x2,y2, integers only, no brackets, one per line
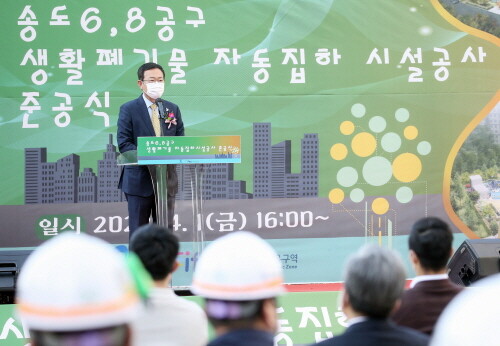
191,231,284,301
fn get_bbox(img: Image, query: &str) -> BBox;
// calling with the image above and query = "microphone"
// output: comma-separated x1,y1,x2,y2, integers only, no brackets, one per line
156,99,165,119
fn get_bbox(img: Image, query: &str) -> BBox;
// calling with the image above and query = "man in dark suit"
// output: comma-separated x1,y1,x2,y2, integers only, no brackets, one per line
315,245,429,346
391,217,463,335
117,62,184,237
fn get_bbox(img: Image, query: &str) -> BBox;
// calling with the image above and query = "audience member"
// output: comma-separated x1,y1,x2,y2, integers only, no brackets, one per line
16,232,141,346
391,217,463,335
129,223,208,346
431,273,500,346
191,231,284,346
315,244,429,346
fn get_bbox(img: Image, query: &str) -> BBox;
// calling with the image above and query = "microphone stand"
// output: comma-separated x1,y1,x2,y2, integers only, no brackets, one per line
150,98,169,230
156,98,166,137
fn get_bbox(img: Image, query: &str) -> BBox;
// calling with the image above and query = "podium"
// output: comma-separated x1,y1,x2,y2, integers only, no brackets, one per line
117,135,241,254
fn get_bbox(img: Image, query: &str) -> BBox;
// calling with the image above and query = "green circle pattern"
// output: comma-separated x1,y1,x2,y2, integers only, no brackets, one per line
381,132,401,153
331,103,431,209
396,186,413,203
417,141,432,155
337,166,358,187
395,108,410,122
362,156,392,186
369,116,386,133
350,188,365,203
351,103,366,118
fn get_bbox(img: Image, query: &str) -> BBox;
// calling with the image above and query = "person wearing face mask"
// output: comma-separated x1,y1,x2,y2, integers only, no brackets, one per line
117,62,184,238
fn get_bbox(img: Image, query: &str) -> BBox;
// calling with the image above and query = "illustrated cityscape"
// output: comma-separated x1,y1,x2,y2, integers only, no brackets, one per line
24,123,319,204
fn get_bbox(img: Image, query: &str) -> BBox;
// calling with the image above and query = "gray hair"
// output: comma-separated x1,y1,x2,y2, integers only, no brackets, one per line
344,244,406,318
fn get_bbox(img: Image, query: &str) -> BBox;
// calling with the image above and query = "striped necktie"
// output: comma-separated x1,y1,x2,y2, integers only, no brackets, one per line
150,103,161,137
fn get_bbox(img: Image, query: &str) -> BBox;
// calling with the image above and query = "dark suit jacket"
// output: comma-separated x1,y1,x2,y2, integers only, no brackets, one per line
314,319,429,346
391,278,463,335
208,329,274,346
117,95,184,197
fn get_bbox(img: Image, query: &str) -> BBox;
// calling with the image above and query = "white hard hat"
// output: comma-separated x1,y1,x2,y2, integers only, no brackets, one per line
16,232,141,332
431,273,500,346
191,231,284,300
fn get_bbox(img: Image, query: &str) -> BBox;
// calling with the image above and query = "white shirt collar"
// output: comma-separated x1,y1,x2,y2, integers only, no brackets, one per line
410,273,449,288
347,316,368,327
142,94,154,108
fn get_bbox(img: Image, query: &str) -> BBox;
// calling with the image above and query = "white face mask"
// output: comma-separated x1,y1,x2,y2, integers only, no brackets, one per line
145,82,164,100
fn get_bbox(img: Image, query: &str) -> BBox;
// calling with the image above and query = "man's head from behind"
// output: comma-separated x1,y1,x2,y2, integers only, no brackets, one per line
191,231,284,333
16,232,141,346
409,216,453,272
343,245,406,319
129,224,179,282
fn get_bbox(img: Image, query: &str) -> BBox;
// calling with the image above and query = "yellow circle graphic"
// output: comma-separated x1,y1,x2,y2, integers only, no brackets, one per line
351,132,376,157
392,153,422,182
372,197,389,215
340,121,355,135
404,125,418,140
330,143,348,160
329,188,345,204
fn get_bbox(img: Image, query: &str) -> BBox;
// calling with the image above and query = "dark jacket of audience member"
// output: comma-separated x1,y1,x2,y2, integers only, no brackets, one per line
391,217,463,335
315,245,429,346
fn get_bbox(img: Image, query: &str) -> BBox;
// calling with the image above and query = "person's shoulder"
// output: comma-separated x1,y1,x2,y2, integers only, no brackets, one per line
396,325,430,344
120,95,143,109
172,295,206,317
177,295,204,310
444,279,465,292
314,332,350,346
160,98,179,110
399,284,428,304
314,338,337,345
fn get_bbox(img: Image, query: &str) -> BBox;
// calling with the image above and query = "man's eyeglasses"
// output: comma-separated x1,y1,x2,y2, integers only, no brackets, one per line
142,79,164,84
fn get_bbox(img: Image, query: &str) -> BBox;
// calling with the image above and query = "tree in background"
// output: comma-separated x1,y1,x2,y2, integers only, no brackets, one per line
451,125,500,237
442,3,500,38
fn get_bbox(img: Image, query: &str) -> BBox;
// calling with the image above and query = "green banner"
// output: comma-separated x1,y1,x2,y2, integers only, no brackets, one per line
0,0,499,285
0,291,347,345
